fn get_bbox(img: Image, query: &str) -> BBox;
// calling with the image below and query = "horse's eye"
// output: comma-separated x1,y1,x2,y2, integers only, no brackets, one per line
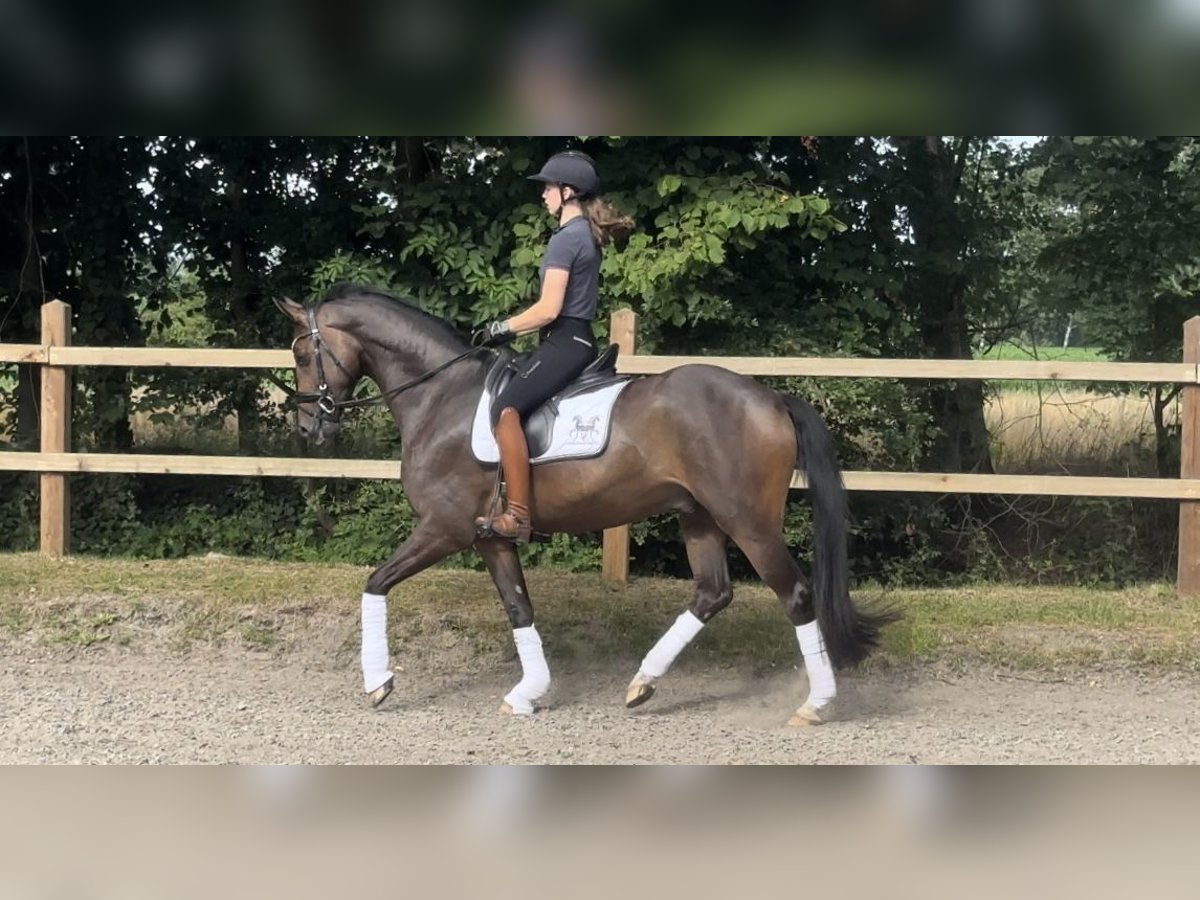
296,354,311,366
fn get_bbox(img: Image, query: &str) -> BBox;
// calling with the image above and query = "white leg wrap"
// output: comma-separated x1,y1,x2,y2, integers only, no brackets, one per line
639,611,705,680
796,621,836,709
504,625,551,715
361,592,393,693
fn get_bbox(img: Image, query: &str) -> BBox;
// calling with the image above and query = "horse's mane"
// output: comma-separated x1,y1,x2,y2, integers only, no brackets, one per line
321,283,468,349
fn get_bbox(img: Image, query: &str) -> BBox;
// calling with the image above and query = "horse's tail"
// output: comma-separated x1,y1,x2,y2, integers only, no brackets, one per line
782,395,898,668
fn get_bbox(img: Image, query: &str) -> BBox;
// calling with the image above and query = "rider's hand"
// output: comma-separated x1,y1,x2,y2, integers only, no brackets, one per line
471,320,514,348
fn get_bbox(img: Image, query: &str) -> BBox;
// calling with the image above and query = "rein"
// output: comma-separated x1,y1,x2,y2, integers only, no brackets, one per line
269,306,486,417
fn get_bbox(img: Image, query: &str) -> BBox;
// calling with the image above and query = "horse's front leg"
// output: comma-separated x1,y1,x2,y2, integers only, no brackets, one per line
475,536,549,715
361,523,472,708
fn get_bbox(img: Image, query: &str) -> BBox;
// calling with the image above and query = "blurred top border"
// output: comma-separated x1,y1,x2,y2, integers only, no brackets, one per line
4,1,1200,131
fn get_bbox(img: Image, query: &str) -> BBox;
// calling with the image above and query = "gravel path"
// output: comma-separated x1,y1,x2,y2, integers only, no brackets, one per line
3,639,1199,763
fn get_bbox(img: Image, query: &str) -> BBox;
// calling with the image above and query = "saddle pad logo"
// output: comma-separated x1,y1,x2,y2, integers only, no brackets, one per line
568,415,601,443
471,381,630,465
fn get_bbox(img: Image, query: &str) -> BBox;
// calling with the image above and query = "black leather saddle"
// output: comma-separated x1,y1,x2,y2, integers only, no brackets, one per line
482,343,625,457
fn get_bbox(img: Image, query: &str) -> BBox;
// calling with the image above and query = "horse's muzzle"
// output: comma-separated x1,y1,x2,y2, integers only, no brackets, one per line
297,415,339,446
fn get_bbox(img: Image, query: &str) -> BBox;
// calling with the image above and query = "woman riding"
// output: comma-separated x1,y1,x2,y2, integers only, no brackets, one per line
473,149,634,542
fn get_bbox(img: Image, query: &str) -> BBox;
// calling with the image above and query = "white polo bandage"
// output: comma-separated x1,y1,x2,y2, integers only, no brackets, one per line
796,621,836,708
361,592,393,693
639,611,705,679
504,625,551,714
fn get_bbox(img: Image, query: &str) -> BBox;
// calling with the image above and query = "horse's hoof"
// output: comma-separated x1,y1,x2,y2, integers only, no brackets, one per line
499,700,537,715
368,676,394,709
625,675,657,709
787,701,830,727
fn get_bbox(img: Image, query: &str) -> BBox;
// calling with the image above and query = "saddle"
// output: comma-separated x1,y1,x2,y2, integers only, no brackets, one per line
483,343,624,457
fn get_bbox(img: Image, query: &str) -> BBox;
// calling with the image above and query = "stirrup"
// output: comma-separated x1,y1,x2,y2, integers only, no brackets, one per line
475,512,532,544
475,477,506,538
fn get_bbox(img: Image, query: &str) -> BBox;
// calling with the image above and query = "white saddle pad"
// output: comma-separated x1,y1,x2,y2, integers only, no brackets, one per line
471,381,631,465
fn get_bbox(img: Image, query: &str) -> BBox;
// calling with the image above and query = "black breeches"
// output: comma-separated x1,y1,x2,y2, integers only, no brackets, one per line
491,318,597,428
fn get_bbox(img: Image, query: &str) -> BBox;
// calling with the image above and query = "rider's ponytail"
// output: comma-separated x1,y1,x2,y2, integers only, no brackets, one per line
580,197,635,247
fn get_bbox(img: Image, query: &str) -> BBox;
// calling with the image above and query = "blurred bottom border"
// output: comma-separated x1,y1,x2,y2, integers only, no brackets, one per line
0,766,1196,898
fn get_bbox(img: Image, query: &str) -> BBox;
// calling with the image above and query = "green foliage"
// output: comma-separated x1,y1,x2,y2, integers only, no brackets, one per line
283,480,414,565
1037,137,1200,365
71,476,142,553
1033,136,1200,474
519,532,603,572
309,139,849,347
956,496,1176,587
0,366,17,443
0,473,38,551
139,269,213,348
309,253,400,300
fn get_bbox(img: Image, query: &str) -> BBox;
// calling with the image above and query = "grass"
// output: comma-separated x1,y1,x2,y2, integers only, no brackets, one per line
2,554,1199,673
980,344,1111,394
982,345,1108,363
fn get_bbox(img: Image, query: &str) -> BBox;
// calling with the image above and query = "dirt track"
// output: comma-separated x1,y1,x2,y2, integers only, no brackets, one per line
3,633,1199,763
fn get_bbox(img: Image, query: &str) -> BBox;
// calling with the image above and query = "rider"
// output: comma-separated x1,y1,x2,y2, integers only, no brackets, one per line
473,149,634,542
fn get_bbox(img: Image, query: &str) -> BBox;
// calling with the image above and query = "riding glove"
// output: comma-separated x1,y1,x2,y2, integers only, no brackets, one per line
472,320,515,348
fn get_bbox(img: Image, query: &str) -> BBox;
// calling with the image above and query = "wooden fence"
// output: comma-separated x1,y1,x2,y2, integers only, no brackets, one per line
5,301,1200,593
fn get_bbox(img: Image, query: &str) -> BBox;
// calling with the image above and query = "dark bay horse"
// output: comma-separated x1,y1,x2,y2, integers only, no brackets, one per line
275,286,893,725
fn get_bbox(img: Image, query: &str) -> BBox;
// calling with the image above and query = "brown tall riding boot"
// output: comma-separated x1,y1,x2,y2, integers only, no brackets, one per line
475,407,533,543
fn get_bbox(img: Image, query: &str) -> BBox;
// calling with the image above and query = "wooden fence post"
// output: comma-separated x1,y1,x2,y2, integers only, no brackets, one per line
40,300,71,558
602,308,637,584
1178,317,1200,595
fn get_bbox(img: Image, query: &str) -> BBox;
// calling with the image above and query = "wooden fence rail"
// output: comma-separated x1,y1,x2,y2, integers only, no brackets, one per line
4,301,1200,593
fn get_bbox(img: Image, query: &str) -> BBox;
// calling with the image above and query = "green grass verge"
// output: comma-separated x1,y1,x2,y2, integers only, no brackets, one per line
981,345,1108,363
979,344,1113,394
2,554,1198,672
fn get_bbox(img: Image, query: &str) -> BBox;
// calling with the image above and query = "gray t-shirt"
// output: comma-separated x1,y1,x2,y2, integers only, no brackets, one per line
540,216,600,321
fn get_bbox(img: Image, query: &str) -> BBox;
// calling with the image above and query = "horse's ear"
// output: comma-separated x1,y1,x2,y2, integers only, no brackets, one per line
273,296,307,325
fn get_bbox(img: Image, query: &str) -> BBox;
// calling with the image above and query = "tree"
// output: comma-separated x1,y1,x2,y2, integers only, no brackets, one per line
0,136,152,451
150,136,384,448
1037,136,1200,476
0,137,45,448
782,137,1038,474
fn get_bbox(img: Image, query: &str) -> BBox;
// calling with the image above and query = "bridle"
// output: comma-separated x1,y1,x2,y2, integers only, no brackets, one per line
270,306,486,423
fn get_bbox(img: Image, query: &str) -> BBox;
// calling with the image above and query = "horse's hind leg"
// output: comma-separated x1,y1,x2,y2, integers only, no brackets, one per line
626,505,733,709
723,525,835,725
476,537,550,715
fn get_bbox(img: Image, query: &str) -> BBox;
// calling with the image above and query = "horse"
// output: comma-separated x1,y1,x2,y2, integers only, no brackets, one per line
274,285,894,725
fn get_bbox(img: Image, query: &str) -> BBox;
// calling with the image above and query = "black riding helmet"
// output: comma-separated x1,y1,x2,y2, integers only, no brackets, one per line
527,150,600,198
